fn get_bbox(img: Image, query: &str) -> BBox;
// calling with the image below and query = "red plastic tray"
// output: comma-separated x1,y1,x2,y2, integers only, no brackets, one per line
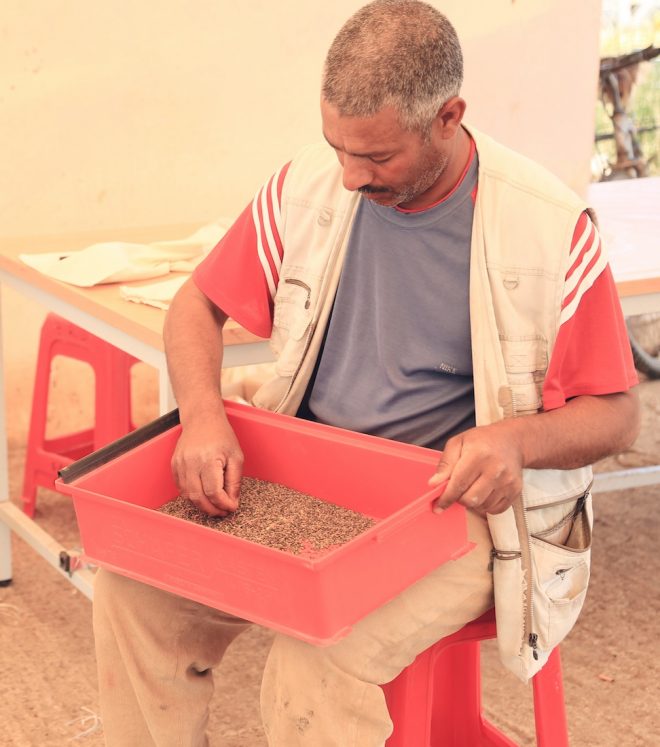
56,401,473,645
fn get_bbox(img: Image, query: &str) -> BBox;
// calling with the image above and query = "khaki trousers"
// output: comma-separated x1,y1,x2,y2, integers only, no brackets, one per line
93,511,493,746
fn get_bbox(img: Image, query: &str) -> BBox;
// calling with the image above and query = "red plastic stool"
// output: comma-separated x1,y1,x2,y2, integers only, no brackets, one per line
21,313,137,517
382,609,569,747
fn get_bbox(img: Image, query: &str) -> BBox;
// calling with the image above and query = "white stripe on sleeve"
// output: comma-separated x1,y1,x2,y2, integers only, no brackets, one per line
270,164,285,228
563,222,601,301
260,179,282,275
251,188,277,300
559,248,609,324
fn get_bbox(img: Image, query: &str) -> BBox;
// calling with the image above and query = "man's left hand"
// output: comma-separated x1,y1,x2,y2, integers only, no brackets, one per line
429,422,524,515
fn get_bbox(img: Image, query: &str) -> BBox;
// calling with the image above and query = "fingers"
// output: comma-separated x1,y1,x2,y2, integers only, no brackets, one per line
169,414,245,517
429,435,463,489
444,465,520,514
430,437,466,514
187,492,230,518
223,458,243,508
176,459,228,517
199,457,242,513
199,460,237,514
172,446,244,516
456,484,514,516
432,435,482,511
430,425,523,515
435,480,515,516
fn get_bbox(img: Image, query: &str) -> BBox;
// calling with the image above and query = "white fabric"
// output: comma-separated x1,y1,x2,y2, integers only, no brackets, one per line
20,221,229,288
119,276,188,310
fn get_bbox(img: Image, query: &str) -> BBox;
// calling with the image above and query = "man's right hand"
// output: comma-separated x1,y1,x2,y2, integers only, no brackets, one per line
170,412,244,517
164,278,243,517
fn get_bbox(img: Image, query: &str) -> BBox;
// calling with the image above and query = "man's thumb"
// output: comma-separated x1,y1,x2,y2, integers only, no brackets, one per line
428,438,461,487
428,464,450,487
223,461,242,510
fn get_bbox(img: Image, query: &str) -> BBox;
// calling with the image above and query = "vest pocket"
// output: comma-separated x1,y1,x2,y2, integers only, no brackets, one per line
272,272,316,377
499,336,548,414
273,282,313,340
529,493,592,651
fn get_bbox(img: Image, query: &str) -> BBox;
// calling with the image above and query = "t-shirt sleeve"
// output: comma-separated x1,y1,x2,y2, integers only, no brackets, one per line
542,211,638,410
192,162,291,339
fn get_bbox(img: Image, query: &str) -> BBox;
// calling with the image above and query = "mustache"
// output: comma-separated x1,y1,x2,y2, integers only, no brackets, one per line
358,185,390,194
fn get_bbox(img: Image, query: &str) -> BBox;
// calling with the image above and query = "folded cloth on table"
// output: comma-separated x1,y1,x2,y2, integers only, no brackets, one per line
119,276,188,310
20,221,228,288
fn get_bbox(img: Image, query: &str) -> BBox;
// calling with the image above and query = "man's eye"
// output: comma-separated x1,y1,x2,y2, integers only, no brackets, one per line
370,156,391,164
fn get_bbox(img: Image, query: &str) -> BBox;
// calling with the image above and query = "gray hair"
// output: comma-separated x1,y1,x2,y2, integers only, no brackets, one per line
322,0,464,133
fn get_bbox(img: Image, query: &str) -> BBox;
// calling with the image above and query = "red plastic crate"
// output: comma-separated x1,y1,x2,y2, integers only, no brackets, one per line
56,401,473,645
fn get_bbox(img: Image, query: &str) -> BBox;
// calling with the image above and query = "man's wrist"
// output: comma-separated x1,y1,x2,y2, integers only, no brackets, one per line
177,390,226,428
494,416,535,470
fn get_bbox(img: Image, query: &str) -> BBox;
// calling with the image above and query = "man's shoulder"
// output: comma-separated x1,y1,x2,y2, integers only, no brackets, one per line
468,125,584,208
283,142,349,204
288,142,341,178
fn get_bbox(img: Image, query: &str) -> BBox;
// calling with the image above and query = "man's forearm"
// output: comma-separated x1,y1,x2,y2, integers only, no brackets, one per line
164,279,245,513
507,389,640,471
163,278,228,425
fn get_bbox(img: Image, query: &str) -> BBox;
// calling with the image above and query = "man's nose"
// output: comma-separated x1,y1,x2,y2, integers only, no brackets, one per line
341,154,372,192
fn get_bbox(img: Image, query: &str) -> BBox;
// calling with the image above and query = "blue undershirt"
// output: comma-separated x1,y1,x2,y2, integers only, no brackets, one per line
301,155,478,451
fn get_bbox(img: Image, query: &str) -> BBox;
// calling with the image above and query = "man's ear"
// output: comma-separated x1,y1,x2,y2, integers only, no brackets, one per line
433,96,466,139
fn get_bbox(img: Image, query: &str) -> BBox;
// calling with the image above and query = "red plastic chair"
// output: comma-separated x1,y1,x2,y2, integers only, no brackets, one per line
382,608,569,746
21,313,137,517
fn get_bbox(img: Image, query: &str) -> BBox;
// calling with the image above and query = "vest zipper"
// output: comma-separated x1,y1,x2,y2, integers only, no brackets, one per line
528,632,539,660
512,492,538,660
525,485,591,512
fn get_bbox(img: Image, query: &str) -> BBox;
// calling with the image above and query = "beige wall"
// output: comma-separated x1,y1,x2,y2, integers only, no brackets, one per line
1,0,602,439
2,0,601,237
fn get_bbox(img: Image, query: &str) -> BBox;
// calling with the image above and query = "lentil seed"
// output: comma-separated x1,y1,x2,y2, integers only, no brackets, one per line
159,476,376,557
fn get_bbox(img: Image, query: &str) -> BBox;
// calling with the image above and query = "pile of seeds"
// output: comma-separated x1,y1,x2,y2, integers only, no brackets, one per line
158,476,376,557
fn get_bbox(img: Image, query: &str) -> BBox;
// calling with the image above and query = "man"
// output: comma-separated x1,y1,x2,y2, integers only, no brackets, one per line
93,2,640,745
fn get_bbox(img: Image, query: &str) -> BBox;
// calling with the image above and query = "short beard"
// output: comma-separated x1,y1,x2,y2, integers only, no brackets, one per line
392,151,449,207
363,150,449,208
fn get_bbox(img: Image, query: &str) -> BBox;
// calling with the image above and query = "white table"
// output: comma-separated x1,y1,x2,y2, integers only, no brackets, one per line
588,177,660,493
0,225,273,595
591,176,660,317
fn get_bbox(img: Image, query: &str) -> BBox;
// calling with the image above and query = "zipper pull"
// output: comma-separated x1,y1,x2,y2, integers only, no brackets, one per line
488,549,496,572
528,632,539,661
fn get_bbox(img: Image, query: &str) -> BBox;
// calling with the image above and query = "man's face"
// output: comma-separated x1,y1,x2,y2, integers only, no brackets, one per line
321,99,449,210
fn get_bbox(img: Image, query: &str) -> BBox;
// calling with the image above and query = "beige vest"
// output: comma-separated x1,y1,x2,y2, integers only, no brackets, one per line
251,126,597,680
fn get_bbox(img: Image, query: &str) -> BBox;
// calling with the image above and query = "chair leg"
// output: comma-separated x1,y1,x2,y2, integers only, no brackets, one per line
480,718,519,747
383,647,435,746
21,313,137,516
533,648,569,747
383,619,570,747
430,641,485,746
93,348,135,448
20,324,57,517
